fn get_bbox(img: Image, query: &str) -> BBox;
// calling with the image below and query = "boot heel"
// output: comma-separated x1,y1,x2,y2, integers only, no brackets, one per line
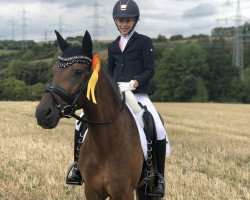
145,173,165,197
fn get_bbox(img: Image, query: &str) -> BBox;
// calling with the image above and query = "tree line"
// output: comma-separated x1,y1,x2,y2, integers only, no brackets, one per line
0,34,250,103
151,36,250,103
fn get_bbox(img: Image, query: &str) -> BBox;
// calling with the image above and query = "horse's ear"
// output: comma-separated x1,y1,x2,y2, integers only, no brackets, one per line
82,30,93,58
55,30,70,52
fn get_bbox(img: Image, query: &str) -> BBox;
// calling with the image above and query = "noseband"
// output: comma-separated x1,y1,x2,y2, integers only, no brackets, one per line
44,55,125,124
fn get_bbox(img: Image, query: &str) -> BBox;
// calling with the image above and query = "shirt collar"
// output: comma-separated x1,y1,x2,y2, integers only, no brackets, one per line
120,30,135,41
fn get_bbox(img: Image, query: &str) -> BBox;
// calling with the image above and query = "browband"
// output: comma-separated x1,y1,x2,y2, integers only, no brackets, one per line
57,56,92,68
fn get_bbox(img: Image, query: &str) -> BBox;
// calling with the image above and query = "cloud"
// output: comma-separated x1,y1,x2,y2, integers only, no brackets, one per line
64,0,94,8
0,0,92,7
183,4,217,18
223,0,232,7
0,0,250,41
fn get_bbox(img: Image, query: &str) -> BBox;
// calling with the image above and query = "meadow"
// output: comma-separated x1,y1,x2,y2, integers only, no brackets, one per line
0,49,19,55
0,102,249,200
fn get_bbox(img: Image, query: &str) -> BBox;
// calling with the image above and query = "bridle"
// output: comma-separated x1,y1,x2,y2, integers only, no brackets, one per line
44,55,125,124
45,72,91,121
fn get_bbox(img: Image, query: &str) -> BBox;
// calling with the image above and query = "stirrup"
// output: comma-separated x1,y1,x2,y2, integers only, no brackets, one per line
66,162,83,186
145,173,165,197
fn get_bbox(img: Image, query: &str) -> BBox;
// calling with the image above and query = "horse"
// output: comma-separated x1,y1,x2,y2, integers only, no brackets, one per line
35,30,162,200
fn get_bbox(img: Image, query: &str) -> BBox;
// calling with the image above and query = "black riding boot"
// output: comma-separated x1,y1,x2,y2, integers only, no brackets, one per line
66,120,87,185
151,139,166,197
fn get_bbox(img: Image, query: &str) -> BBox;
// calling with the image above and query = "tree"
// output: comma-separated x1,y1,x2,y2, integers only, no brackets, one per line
170,34,183,41
8,60,51,85
191,77,208,102
29,83,44,100
155,34,167,42
152,42,208,102
203,37,241,102
242,68,250,103
0,77,31,100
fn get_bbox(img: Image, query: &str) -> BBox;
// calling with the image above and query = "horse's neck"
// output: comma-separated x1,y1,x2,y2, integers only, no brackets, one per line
82,70,139,152
83,69,122,121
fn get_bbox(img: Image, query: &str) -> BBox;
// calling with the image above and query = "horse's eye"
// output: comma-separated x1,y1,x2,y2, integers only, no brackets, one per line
74,69,84,76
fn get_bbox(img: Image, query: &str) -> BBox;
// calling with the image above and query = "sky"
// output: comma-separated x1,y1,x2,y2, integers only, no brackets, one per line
0,0,250,41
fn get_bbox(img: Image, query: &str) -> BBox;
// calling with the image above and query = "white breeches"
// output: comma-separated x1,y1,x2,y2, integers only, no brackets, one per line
134,94,168,140
76,92,171,157
134,93,171,156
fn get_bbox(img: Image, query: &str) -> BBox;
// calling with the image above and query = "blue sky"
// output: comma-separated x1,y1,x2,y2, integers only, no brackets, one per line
0,0,250,41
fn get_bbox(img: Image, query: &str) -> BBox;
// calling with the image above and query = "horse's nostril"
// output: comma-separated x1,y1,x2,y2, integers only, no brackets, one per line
45,107,53,119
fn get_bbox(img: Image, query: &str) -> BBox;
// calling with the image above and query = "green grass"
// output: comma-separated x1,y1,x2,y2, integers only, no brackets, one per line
0,49,19,55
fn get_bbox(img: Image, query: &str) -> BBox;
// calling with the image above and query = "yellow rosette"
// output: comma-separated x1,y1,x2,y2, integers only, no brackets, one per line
86,54,101,104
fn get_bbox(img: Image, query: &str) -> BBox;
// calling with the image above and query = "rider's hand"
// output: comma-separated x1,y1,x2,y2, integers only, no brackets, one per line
118,80,136,92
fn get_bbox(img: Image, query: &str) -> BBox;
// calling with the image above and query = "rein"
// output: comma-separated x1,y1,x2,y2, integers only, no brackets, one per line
76,92,125,125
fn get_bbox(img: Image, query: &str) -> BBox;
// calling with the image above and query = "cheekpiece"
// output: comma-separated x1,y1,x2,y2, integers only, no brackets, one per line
57,56,92,68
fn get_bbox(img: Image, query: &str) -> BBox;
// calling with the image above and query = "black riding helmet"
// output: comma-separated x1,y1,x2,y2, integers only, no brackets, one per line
113,0,140,22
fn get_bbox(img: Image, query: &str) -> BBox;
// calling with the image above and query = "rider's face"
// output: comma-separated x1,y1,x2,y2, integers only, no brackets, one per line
115,17,135,36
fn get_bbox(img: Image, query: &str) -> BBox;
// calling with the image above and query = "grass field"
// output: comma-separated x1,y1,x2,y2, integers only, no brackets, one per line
0,49,19,55
0,102,249,200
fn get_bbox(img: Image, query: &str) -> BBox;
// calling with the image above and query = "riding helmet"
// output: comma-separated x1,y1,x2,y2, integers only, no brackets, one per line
113,0,140,20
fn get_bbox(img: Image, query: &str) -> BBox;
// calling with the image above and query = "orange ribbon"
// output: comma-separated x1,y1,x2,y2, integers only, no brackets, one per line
86,54,101,104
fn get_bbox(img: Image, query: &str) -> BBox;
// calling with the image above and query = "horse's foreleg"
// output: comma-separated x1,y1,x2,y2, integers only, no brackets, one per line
109,193,134,200
85,184,107,200
109,188,134,200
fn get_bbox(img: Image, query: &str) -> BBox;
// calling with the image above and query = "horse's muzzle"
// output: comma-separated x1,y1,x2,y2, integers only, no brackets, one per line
35,101,60,129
